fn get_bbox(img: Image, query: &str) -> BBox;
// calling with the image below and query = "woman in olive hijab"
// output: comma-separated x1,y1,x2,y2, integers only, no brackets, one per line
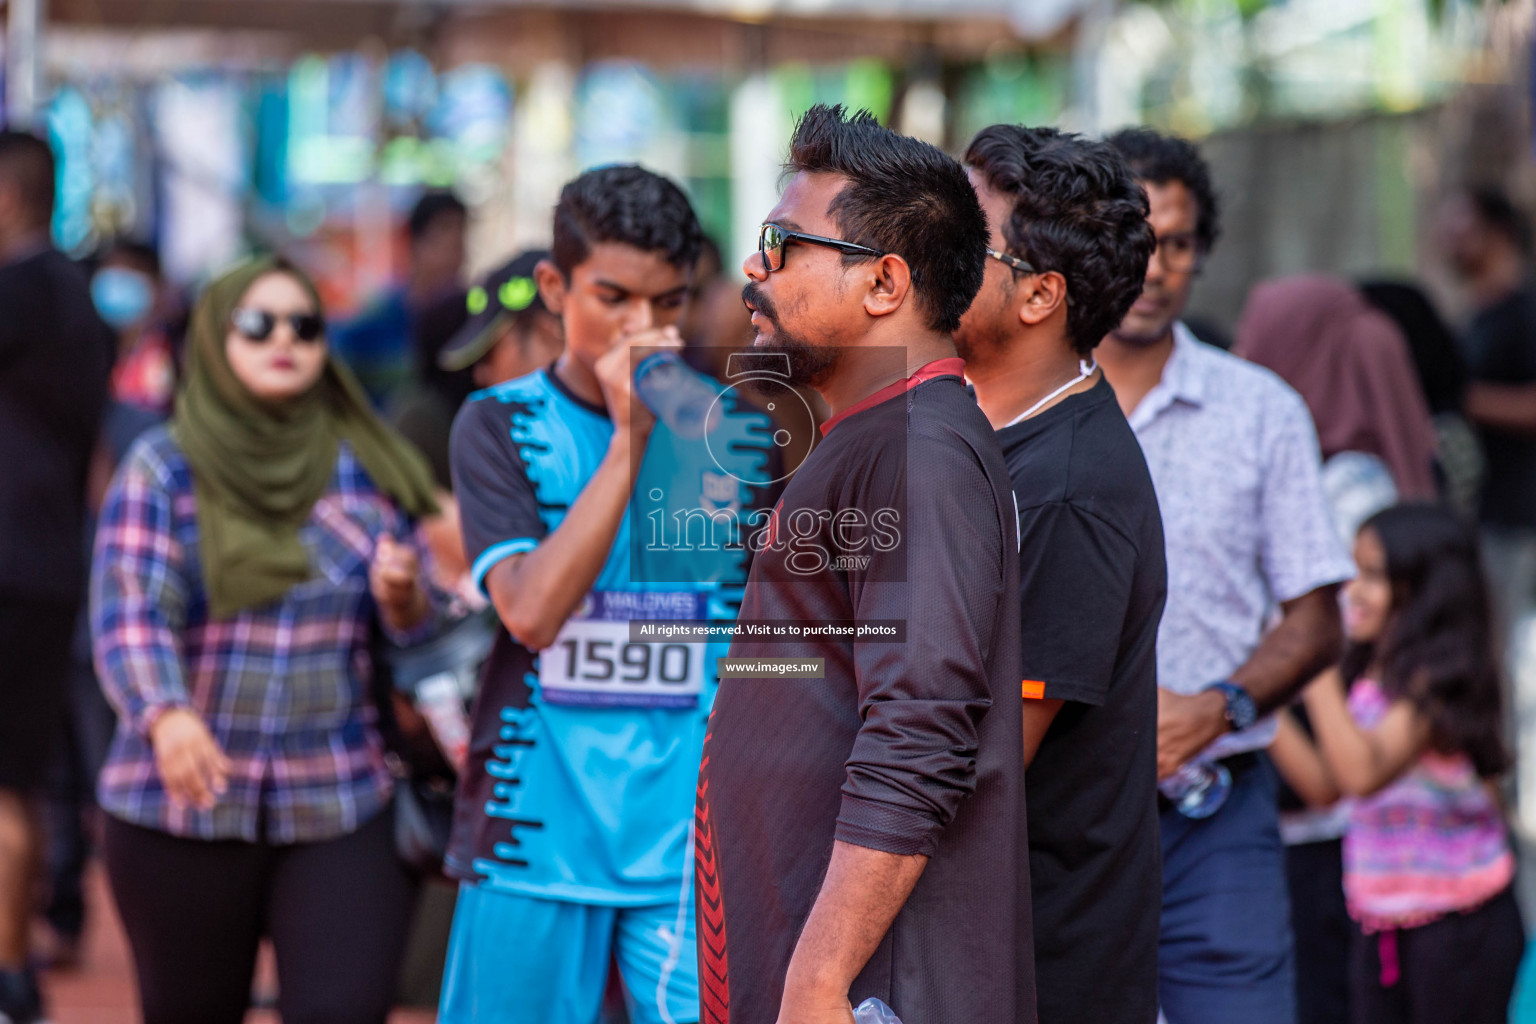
91,257,438,1024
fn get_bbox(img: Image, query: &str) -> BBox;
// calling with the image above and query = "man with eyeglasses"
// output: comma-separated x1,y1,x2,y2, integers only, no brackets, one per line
1098,129,1351,1024
955,125,1164,1024
695,105,1032,1024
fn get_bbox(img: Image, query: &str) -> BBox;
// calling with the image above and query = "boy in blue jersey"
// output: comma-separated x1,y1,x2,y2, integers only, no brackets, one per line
440,165,772,1024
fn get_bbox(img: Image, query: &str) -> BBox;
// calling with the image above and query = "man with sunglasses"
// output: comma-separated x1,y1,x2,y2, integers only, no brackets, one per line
1099,130,1351,1024
696,105,1031,1024
439,166,774,1024
954,125,1163,1024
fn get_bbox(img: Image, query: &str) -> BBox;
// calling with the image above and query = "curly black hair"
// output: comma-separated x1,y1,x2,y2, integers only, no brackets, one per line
786,104,986,335
1341,504,1509,778
1106,128,1220,256
966,125,1155,357
551,165,703,278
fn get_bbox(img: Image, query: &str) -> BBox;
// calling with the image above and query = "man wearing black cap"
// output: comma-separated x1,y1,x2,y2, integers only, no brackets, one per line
394,250,564,489
439,249,564,391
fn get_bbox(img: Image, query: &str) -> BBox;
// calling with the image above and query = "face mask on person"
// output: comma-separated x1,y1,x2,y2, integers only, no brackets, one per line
92,267,155,330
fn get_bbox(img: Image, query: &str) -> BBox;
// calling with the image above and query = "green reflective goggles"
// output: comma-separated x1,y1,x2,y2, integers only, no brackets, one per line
468,276,539,316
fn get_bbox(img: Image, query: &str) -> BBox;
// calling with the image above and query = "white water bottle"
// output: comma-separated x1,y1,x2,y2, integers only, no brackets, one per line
633,351,723,439
853,997,904,1023
1159,760,1232,819
415,671,471,771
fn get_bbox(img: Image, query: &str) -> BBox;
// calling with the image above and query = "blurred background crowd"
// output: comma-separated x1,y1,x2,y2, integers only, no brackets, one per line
3,0,1536,1020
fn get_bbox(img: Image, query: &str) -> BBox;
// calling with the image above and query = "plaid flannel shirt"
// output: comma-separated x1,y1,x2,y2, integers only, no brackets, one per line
92,426,432,843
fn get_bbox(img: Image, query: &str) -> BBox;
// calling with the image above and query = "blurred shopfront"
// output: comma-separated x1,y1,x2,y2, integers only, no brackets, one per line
2,0,1082,312
0,0,1523,323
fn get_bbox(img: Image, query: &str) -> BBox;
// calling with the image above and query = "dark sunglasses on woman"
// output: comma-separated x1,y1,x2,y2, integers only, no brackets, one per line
231,307,326,344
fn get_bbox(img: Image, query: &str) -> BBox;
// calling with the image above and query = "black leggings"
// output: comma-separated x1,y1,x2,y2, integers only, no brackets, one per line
1287,838,1353,1024
103,805,415,1024
1349,885,1525,1024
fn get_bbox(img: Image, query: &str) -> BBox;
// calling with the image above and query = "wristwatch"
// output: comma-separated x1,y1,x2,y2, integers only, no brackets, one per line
1206,680,1258,732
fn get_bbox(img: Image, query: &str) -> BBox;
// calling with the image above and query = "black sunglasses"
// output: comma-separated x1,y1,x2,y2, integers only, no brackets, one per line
758,222,884,273
231,307,325,344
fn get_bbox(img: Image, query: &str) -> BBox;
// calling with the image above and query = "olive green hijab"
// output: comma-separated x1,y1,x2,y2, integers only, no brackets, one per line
172,257,438,618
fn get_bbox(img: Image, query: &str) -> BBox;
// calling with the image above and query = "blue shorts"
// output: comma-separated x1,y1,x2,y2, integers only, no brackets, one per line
439,881,699,1024
1159,754,1297,1024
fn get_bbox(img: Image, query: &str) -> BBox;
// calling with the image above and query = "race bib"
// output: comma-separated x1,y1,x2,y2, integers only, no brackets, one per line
538,591,708,708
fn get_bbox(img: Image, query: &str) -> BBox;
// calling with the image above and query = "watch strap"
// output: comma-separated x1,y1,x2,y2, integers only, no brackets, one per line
1207,680,1257,730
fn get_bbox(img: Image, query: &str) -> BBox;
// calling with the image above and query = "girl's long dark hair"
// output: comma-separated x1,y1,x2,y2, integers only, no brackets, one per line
1340,504,1508,777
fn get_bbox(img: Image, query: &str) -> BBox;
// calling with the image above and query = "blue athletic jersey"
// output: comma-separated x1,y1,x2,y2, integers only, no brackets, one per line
446,364,773,905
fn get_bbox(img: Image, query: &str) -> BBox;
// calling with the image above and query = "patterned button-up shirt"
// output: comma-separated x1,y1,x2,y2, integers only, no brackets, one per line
1128,324,1354,758
92,426,429,843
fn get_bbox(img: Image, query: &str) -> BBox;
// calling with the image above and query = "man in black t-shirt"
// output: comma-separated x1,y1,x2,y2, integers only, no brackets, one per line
1438,189,1536,634
698,105,1032,1024
956,125,1163,1024
1437,186,1536,822
1438,187,1536,531
1465,284,1536,525
0,129,113,1024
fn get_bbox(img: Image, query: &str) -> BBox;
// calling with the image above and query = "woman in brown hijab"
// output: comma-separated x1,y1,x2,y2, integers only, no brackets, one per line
1236,274,1438,500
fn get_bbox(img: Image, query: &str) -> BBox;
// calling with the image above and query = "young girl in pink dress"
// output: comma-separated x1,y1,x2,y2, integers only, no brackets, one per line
1273,503,1524,1024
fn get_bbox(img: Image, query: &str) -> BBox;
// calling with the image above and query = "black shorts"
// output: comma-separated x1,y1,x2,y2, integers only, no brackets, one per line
0,596,82,793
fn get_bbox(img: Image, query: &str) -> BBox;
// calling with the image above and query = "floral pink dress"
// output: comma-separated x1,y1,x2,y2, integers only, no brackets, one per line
1344,679,1514,936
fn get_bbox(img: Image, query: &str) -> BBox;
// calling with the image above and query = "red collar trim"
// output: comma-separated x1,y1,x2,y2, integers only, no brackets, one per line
819,357,966,436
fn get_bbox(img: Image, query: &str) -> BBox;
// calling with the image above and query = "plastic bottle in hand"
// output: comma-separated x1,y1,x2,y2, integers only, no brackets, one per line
415,672,471,771
853,998,904,1024
1159,760,1232,819
634,351,723,439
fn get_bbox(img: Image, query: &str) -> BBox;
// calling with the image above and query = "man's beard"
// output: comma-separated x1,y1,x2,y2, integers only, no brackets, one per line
1110,285,1180,348
1108,323,1170,349
952,273,1022,366
756,336,841,390
742,283,841,389
953,302,1012,366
